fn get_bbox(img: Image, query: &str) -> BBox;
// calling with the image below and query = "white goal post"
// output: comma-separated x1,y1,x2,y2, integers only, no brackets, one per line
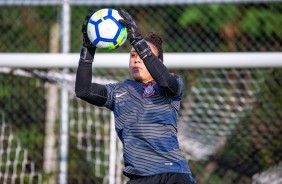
0,52,282,68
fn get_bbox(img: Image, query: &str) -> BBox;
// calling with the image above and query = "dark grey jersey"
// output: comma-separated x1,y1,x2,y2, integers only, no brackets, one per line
103,77,191,176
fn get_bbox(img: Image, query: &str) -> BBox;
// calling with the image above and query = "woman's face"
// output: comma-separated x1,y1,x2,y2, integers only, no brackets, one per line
129,42,159,83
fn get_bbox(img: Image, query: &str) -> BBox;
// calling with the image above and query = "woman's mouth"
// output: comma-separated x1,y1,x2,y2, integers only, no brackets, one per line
132,67,140,73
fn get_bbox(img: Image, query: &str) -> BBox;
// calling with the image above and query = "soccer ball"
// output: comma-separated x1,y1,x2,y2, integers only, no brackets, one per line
87,8,127,50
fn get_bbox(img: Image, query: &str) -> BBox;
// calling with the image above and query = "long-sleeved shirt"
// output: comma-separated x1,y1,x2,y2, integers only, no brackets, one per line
75,51,191,176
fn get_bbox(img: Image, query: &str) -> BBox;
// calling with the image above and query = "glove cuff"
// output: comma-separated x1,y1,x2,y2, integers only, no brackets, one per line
79,45,96,63
133,39,153,60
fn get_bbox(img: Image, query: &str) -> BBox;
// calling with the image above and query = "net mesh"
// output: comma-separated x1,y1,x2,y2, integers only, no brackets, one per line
69,97,111,178
0,67,281,183
0,113,42,184
177,68,282,183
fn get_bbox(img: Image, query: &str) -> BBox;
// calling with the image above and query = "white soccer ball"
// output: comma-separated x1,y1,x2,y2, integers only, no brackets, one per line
87,8,128,50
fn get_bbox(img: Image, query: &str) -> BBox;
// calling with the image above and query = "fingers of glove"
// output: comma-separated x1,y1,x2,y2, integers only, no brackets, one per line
118,9,133,21
82,12,94,33
85,12,94,20
81,12,96,46
118,19,132,28
81,22,87,34
119,9,139,32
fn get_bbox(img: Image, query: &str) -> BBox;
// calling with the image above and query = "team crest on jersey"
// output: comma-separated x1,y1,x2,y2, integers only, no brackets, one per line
143,82,156,98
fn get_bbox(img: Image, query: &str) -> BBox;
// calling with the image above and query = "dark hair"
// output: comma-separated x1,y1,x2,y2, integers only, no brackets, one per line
144,32,164,62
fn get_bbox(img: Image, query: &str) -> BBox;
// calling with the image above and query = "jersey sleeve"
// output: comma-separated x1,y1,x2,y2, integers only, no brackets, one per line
143,55,180,97
174,74,184,97
102,83,118,111
75,62,108,106
170,76,184,112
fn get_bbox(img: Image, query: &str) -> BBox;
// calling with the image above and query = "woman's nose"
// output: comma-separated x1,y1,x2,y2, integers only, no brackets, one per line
134,55,142,64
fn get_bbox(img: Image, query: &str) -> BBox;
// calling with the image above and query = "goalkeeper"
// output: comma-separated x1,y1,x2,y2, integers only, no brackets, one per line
75,9,196,184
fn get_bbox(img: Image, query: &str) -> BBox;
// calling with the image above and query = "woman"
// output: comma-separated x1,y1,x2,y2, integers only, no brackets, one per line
75,9,196,184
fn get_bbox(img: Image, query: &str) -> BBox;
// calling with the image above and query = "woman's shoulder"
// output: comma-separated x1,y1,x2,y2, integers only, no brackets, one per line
108,79,139,90
123,79,142,86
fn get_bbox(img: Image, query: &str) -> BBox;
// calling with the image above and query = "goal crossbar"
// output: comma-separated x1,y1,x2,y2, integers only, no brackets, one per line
0,52,281,68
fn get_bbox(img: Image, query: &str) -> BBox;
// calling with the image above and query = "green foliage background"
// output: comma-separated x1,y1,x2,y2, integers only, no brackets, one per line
0,2,281,184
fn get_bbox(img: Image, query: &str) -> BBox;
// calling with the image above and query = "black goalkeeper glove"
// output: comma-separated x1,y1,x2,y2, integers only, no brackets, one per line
118,9,152,60
80,12,96,63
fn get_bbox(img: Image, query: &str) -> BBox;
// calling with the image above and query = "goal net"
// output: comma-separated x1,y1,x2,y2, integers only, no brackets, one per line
0,112,42,184
0,60,281,184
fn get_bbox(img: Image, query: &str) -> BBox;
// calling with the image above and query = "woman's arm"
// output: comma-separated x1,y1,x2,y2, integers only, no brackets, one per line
75,59,108,106
118,9,180,97
75,12,108,106
143,56,179,97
